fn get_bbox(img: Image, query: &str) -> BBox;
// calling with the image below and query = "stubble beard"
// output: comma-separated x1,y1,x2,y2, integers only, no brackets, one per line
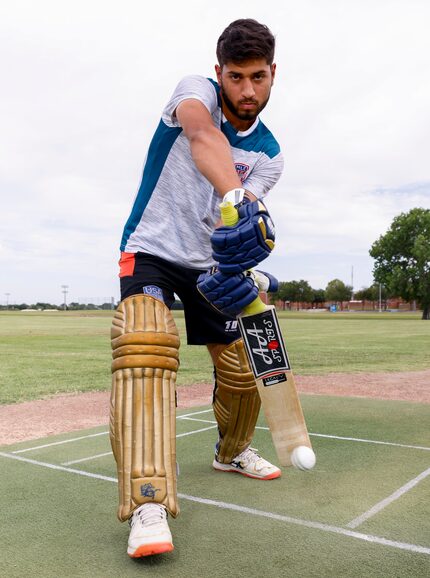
220,83,271,122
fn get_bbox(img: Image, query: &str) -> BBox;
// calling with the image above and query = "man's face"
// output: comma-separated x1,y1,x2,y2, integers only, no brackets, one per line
215,59,276,130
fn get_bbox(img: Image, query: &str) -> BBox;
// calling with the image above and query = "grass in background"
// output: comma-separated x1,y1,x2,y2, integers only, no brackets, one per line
278,311,430,374
0,310,429,404
0,310,213,404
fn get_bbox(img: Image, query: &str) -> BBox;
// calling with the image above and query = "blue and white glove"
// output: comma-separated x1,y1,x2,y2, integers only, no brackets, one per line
197,267,259,317
211,199,276,274
250,270,279,293
197,268,278,317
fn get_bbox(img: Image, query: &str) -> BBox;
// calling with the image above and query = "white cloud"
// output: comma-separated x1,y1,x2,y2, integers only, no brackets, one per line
1,0,429,304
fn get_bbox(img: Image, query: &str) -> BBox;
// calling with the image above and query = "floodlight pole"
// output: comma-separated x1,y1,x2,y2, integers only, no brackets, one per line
5,293,10,310
379,283,382,313
61,285,69,310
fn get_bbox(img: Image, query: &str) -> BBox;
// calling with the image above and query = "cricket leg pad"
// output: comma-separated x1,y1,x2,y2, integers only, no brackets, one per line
110,294,180,521
213,338,261,464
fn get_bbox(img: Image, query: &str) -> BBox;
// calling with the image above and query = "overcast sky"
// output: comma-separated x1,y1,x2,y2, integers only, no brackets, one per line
1,0,429,305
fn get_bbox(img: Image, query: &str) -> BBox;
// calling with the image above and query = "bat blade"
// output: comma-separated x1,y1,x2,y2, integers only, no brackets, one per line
237,305,311,466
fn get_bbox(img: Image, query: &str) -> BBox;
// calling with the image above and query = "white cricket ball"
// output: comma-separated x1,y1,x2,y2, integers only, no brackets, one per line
291,446,316,471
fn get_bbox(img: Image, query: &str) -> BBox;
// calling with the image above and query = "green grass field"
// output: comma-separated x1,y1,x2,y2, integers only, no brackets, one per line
1,310,429,576
1,397,429,577
0,310,428,404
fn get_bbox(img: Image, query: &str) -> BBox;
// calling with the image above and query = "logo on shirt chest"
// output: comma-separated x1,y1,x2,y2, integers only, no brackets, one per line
235,163,250,183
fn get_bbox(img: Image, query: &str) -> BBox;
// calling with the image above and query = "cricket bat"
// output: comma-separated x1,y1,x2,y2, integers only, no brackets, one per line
220,200,315,468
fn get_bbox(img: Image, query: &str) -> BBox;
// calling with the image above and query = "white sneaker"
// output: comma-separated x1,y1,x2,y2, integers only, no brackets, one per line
213,447,281,480
127,503,173,558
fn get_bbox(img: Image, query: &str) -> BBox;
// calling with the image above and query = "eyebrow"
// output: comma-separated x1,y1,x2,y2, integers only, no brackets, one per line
227,70,267,77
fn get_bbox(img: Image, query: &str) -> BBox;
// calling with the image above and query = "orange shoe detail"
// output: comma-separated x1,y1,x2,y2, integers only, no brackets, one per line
212,447,281,480
129,542,174,558
213,465,281,480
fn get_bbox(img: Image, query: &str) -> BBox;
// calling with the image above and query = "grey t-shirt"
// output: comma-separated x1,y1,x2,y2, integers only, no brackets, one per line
120,75,284,269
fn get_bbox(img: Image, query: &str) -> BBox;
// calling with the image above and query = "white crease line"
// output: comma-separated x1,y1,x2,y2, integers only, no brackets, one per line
62,451,113,466
176,425,217,438
181,417,217,424
0,452,117,483
177,408,214,419
179,493,430,556
347,467,430,529
10,408,214,454
12,431,109,454
61,425,218,465
0,450,429,556
310,433,430,452
9,407,430,456
182,417,430,452
183,416,268,431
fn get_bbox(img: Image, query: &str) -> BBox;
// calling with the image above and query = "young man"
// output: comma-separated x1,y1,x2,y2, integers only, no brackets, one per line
111,18,284,558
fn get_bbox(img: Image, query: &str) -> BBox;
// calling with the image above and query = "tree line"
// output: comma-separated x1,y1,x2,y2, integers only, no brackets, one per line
271,207,429,319
270,279,388,309
0,302,115,311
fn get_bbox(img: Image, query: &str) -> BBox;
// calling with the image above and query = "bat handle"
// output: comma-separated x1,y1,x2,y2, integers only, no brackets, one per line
243,297,266,315
219,201,267,316
219,200,239,226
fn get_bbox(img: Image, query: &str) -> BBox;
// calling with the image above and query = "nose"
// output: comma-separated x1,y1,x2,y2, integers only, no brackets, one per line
241,78,256,99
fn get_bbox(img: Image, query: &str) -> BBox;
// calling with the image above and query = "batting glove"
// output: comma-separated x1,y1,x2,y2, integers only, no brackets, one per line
211,199,276,274
252,270,279,293
197,267,259,317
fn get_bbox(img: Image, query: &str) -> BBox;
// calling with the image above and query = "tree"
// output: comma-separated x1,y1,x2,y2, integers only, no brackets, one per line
312,288,326,307
354,283,389,302
354,286,374,301
272,280,314,309
271,282,289,308
354,284,390,310
325,279,353,309
33,302,58,310
370,208,430,320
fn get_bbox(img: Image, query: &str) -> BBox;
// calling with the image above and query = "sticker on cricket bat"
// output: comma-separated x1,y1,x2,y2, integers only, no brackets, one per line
238,308,290,384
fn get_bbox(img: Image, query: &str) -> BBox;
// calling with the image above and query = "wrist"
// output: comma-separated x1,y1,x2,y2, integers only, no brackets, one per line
222,188,246,206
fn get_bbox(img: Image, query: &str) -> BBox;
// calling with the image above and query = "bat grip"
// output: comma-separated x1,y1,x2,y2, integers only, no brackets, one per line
219,201,239,226
243,297,266,315
219,201,266,316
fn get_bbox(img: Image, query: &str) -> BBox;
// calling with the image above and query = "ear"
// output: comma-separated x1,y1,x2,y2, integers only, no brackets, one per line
215,64,222,84
270,63,276,85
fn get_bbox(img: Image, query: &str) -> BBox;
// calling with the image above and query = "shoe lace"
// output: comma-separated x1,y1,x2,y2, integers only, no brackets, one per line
133,504,167,527
236,447,262,466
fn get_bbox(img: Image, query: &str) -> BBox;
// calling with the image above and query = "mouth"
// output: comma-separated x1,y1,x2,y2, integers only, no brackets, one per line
239,101,258,109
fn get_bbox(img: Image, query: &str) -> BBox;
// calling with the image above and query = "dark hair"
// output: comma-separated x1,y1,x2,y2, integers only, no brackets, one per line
216,19,275,66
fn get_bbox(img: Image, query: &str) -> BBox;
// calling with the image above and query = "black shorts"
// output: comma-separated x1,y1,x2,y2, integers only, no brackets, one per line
119,252,241,346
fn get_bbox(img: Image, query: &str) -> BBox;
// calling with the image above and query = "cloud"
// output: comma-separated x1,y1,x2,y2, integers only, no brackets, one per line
1,0,429,303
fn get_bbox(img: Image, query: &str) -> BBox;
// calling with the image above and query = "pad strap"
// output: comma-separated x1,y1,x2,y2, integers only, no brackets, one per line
213,339,261,463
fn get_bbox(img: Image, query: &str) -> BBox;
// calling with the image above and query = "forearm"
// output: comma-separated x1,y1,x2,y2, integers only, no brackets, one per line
188,127,242,197
175,99,253,199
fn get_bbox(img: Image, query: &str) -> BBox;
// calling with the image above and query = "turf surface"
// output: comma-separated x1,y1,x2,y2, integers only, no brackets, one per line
1,309,428,575
1,396,429,577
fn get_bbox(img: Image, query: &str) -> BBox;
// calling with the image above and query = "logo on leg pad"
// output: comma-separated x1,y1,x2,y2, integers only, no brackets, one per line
140,483,160,499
